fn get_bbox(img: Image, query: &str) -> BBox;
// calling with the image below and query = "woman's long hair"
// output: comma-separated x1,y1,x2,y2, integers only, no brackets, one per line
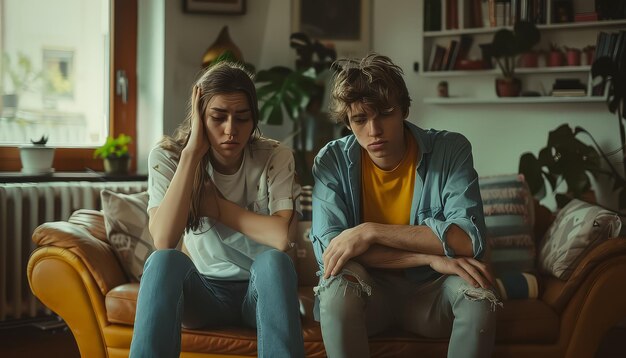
159,61,260,231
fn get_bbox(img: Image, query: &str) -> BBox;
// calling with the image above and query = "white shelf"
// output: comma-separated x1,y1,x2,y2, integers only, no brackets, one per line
423,19,626,38
423,96,607,105
422,66,591,77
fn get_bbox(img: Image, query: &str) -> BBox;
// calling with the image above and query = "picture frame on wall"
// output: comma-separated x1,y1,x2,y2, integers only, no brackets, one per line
183,0,246,15
291,0,371,58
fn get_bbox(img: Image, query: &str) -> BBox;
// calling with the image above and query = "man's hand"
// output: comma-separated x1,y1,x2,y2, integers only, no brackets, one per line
429,256,494,289
322,224,372,278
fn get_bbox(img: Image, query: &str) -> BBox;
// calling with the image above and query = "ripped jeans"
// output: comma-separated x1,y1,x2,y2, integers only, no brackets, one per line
315,261,500,358
129,249,304,358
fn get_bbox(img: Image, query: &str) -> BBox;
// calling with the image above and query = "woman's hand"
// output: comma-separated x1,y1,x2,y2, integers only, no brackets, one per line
429,256,494,289
185,85,210,158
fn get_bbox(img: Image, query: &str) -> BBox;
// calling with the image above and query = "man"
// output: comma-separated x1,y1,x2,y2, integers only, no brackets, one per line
311,53,499,358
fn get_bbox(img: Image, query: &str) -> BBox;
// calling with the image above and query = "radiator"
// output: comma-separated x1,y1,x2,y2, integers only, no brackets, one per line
0,181,147,321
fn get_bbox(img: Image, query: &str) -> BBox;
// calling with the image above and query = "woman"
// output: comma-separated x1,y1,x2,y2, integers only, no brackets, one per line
129,62,304,358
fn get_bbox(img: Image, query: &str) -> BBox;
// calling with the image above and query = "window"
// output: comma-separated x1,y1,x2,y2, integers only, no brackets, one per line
0,0,137,172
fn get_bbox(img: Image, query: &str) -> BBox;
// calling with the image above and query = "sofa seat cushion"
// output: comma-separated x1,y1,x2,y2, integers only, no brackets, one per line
107,283,559,350
496,299,559,343
106,283,140,325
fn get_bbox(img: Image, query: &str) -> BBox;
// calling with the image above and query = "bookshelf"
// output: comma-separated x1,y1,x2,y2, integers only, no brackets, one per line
421,0,626,103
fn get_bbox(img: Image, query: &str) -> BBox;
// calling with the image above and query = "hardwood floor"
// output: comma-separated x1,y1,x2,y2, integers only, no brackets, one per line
0,317,79,358
1,318,625,357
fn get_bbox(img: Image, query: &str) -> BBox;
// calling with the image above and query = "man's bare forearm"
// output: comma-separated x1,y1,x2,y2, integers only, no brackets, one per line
362,222,474,257
355,244,435,269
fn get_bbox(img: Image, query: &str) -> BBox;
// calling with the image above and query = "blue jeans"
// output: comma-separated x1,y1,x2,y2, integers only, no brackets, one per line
316,261,499,358
129,249,304,358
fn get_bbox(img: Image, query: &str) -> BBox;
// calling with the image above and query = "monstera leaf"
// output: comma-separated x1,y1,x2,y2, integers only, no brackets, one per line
255,66,318,125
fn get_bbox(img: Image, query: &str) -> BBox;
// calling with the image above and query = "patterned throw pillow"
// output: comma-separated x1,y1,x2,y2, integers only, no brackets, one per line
101,190,155,282
479,174,536,275
539,199,622,280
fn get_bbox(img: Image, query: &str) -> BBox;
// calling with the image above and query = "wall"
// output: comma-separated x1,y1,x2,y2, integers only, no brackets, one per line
137,0,622,211
136,0,165,173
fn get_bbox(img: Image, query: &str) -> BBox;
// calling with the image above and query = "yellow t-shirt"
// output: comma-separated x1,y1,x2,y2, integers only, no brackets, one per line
361,130,417,225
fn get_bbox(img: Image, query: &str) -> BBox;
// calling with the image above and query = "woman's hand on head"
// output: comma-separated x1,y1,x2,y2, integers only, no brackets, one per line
185,85,210,158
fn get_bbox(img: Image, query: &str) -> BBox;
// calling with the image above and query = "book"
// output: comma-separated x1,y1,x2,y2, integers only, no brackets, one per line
442,40,459,70
447,39,461,70
496,2,506,26
430,45,447,71
574,12,598,22
553,79,586,90
489,0,496,26
551,89,587,97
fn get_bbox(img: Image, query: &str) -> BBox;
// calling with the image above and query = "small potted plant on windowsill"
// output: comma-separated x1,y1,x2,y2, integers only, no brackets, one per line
19,135,55,174
490,21,541,97
94,134,132,175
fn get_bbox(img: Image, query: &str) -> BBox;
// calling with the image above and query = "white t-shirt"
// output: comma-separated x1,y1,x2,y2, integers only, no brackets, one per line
147,137,301,280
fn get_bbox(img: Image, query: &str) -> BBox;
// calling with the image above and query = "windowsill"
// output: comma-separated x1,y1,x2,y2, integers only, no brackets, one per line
0,171,147,183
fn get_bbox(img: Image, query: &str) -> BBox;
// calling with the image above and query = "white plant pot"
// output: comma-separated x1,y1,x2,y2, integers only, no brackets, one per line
19,146,55,174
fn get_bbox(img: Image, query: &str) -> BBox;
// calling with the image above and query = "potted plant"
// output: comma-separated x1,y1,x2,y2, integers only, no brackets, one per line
255,32,337,184
19,135,55,174
490,21,540,97
583,45,596,66
564,46,581,66
518,50,539,68
94,134,132,175
519,124,626,210
547,43,565,67
590,48,626,210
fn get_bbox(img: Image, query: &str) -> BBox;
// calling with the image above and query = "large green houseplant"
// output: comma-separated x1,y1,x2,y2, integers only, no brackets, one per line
519,124,626,210
590,40,626,210
490,21,540,97
255,32,337,184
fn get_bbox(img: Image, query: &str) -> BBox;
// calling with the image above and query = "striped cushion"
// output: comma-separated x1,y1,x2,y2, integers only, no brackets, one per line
301,185,313,221
479,174,536,276
495,272,539,300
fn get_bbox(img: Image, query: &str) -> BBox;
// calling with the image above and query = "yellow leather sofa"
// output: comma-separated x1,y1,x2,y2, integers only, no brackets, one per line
28,205,626,357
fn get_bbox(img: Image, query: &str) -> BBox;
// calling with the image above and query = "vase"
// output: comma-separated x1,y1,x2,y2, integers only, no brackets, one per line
201,26,243,68
496,78,522,97
19,145,55,174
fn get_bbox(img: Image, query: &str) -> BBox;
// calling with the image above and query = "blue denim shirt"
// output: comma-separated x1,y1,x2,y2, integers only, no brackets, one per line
310,121,486,283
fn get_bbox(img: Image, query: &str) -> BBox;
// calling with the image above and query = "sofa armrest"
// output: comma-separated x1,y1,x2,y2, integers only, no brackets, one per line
32,219,128,295
542,237,626,311
28,245,112,358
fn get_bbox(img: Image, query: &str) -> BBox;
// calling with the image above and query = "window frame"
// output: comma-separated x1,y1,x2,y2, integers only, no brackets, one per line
0,0,138,173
